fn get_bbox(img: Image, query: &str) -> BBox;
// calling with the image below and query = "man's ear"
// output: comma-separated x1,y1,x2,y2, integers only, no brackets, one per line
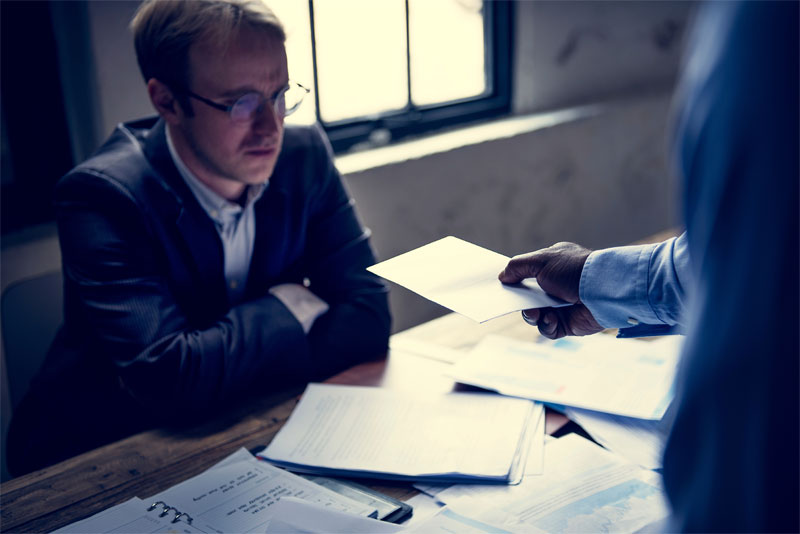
147,79,182,125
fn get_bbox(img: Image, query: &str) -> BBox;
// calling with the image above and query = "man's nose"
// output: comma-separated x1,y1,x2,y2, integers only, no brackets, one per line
251,103,281,135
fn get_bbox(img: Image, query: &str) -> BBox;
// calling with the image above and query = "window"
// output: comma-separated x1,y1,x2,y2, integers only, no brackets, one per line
0,1,513,235
270,0,513,152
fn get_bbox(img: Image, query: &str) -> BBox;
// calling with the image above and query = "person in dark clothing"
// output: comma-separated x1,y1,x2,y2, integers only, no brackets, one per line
8,0,390,477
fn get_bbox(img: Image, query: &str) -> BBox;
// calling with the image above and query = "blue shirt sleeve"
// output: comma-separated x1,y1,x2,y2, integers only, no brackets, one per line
579,233,690,337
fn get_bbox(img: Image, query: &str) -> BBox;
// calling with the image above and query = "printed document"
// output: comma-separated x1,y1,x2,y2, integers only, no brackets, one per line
448,334,682,419
265,498,511,534
54,497,206,534
435,434,670,534
54,449,374,534
564,407,672,469
148,448,375,533
260,383,542,483
367,236,567,322
264,497,402,533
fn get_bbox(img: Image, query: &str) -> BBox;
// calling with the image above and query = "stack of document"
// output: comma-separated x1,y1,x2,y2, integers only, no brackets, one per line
264,498,512,534
55,448,376,533
259,383,543,484
448,334,682,420
257,435,671,534
424,434,670,533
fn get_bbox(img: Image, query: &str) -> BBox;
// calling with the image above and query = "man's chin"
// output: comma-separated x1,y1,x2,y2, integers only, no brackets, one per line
238,161,277,184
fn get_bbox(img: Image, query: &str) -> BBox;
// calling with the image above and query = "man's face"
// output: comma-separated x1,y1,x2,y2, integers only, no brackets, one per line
176,29,287,190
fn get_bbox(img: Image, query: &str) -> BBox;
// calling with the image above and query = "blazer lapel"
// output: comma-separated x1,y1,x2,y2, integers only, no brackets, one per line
142,120,228,310
247,186,290,295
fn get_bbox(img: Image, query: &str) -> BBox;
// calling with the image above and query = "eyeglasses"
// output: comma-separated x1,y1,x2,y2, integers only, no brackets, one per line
184,81,309,123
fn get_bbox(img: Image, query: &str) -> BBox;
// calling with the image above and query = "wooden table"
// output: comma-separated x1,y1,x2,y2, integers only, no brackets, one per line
0,311,571,533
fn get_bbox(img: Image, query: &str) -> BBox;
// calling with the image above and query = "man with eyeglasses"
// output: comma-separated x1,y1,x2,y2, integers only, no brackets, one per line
7,0,390,476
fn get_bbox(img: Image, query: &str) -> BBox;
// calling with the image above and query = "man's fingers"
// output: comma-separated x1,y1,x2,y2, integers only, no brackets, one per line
538,309,560,339
521,308,541,326
498,252,544,284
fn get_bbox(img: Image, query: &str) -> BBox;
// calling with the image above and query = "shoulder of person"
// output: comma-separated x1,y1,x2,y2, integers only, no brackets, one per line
271,124,338,195
55,117,177,214
279,123,333,160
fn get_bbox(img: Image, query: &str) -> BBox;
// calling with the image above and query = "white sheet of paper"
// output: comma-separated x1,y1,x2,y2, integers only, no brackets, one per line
448,334,682,419
565,407,672,470
265,498,510,534
404,507,513,534
261,384,541,483
389,335,467,364
525,406,546,476
400,493,446,527
368,236,567,322
148,449,375,533
265,497,402,534
435,435,670,534
53,497,207,533
412,408,545,501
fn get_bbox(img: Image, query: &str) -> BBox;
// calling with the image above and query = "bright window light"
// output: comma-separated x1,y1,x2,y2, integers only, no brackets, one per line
409,0,486,107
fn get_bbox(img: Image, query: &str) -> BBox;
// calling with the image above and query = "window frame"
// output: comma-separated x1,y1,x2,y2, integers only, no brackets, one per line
307,0,514,153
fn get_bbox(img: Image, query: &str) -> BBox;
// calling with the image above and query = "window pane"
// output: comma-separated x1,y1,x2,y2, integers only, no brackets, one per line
313,0,408,123
268,0,316,125
409,0,486,107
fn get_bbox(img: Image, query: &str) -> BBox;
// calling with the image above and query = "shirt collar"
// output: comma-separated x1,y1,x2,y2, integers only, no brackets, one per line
165,127,266,224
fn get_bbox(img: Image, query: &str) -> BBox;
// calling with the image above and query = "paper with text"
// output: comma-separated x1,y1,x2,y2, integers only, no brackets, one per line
53,497,206,533
265,497,402,533
436,435,669,534
448,335,682,419
261,384,541,483
265,498,511,534
148,449,375,533
368,236,567,323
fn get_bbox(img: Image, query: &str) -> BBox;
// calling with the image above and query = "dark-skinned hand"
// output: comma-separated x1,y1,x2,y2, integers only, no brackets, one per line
498,242,603,339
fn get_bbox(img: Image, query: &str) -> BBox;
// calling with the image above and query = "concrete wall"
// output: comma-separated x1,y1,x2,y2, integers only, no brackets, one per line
513,0,691,114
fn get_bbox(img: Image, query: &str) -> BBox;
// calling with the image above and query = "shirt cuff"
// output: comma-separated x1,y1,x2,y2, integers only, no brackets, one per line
579,243,664,329
617,324,682,338
269,284,329,334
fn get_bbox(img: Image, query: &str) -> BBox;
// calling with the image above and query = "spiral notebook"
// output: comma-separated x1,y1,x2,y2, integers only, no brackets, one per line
54,448,381,533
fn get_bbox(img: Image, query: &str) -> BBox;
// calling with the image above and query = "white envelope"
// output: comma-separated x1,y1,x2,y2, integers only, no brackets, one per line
368,236,567,323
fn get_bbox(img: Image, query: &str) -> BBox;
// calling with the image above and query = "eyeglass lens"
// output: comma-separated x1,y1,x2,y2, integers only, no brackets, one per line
229,85,305,122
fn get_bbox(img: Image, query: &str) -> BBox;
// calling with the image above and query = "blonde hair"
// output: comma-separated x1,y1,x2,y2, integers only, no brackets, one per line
131,0,285,100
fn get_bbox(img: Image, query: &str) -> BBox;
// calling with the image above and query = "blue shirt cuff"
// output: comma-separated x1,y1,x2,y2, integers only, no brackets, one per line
579,235,689,332
617,324,683,338
579,243,662,329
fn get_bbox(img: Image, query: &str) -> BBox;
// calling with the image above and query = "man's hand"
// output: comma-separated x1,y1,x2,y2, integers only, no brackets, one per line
498,242,603,339
269,283,329,334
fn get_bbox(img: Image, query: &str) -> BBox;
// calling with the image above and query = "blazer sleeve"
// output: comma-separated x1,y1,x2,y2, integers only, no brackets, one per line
55,171,313,417
299,125,391,379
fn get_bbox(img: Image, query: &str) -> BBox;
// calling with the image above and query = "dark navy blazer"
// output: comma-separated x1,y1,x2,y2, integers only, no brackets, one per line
663,1,798,531
8,119,390,475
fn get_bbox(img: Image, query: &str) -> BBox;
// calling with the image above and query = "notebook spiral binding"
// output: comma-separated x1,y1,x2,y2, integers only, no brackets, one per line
147,500,194,524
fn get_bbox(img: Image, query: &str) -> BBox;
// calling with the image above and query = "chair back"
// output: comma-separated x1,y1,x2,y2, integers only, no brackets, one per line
1,271,63,410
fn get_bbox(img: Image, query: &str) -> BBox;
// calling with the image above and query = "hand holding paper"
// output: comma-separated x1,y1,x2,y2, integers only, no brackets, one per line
498,241,603,338
367,236,567,323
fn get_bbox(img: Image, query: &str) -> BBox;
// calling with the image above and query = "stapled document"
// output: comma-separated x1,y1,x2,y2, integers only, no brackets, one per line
260,383,543,484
